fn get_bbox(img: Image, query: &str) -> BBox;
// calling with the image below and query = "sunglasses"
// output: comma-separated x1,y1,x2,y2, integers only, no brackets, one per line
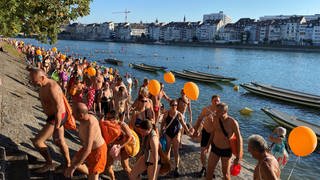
171,104,178,106
141,99,148,103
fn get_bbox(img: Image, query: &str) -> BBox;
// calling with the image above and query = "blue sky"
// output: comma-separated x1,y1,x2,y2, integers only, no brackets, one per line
76,0,320,24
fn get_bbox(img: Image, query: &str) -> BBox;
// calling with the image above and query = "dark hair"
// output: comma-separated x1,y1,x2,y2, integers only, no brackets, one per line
119,86,125,92
170,99,177,106
107,110,117,119
211,95,220,100
139,119,153,130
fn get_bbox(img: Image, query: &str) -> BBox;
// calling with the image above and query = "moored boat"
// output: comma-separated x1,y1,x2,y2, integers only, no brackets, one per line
104,58,123,66
240,83,320,108
131,63,158,73
172,71,217,83
261,107,320,141
251,82,320,100
140,63,167,71
183,69,237,81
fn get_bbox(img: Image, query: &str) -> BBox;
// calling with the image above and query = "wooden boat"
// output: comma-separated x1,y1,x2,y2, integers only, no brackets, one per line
104,58,123,65
251,82,320,100
131,63,158,73
261,108,320,141
140,63,167,71
183,69,237,81
240,83,320,108
172,71,217,83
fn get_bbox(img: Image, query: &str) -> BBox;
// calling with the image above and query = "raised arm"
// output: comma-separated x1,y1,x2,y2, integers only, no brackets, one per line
193,107,207,132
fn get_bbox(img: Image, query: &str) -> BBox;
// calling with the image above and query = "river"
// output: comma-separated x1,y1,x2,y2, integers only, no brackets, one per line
19,38,320,180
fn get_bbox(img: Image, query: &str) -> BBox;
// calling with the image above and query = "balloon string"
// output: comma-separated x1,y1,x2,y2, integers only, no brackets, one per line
287,156,300,180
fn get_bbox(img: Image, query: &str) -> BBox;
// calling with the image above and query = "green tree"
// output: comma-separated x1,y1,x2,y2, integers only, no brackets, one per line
0,0,91,44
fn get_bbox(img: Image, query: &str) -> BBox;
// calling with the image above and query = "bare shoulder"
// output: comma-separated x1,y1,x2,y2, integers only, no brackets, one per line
228,116,239,127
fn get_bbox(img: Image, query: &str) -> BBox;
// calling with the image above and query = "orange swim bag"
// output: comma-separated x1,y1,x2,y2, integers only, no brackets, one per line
99,120,122,144
63,95,77,130
124,129,140,157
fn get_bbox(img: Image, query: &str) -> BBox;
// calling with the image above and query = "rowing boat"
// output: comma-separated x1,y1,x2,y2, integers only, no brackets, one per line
261,108,320,141
172,71,217,83
240,83,320,108
104,58,123,65
131,63,158,73
183,69,237,81
251,82,320,100
140,63,167,71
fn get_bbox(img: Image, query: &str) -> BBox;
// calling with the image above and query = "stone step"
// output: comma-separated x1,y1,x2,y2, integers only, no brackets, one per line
5,154,30,180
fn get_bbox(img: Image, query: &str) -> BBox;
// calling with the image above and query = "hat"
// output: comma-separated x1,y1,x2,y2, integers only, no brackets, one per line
275,127,287,137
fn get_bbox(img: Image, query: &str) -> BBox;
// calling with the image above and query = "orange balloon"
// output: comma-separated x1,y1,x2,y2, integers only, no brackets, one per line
288,126,317,157
36,49,41,55
148,79,161,96
164,72,175,84
183,82,199,100
87,67,96,77
61,54,66,60
69,87,77,96
52,47,57,52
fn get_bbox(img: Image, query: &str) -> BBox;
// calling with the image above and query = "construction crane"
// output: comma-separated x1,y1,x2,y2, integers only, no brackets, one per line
112,9,131,23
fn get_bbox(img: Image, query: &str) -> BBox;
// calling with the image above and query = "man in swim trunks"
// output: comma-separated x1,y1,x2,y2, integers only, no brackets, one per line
193,95,220,177
248,134,280,180
151,83,171,124
138,78,149,96
205,102,243,180
65,103,107,180
29,69,71,172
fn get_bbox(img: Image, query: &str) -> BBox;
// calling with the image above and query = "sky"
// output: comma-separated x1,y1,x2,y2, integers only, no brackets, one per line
76,0,320,24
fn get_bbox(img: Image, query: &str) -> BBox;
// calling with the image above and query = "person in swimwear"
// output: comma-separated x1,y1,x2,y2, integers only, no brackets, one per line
150,83,171,124
65,103,107,180
29,69,71,172
176,89,192,147
93,70,104,115
205,102,243,180
114,86,129,122
129,120,160,180
160,100,193,177
98,82,114,118
193,95,220,177
103,110,133,180
248,134,280,180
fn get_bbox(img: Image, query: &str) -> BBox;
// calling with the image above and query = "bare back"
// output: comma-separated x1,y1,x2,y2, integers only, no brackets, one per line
78,115,105,150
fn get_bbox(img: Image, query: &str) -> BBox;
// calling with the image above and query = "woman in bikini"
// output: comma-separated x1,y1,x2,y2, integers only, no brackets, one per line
98,82,114,118
129,120,160,180
160,100,193,177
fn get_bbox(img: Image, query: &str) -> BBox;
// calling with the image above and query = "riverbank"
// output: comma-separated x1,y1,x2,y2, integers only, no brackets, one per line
0,42,254,179
53,37,320,53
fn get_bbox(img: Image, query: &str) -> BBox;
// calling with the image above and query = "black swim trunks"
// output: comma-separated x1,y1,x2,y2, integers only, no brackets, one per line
211,143,232,158
201,129,211,147
46,112,68,127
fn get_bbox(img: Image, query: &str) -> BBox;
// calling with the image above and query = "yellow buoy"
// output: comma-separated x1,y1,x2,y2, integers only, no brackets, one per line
240,107,253,115
233,85,239,91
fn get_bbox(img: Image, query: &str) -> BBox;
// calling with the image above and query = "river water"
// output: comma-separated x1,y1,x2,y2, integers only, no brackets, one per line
20,38,320,179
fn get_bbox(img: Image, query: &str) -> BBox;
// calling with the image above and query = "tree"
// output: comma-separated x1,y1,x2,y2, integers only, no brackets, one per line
0,0,91,44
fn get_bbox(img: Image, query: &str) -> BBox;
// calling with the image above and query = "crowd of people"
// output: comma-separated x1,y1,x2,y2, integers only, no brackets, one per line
2,39,290,180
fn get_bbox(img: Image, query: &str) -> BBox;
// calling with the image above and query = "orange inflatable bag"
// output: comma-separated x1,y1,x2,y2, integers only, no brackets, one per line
99,120,122,144
62,95,77,130
124,129,140,157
